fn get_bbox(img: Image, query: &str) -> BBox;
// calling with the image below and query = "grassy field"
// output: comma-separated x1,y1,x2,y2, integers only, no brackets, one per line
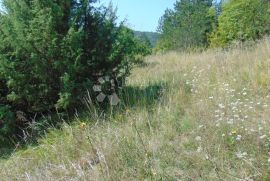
0,39,270,180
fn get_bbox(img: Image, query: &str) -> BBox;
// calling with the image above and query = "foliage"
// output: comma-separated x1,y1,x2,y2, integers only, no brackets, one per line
135,33,152,49
0,105,14,143
156,0,214,51
133,33,152,60
210,0,270,47
0,0,147,142
1,38,270,180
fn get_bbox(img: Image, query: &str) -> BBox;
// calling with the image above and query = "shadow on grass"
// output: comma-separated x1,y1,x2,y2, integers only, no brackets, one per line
0,82,167,159
0,115,64,159
120,82,166,109
0,147,14,159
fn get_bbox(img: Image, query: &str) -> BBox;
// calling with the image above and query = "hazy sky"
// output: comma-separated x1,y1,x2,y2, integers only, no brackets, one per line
97,0,176,32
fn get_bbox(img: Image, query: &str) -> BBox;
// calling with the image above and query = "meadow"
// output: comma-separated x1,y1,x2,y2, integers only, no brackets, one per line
0,38,270,180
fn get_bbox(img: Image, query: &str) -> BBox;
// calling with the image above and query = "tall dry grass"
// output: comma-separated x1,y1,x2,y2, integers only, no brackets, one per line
0,38,270,180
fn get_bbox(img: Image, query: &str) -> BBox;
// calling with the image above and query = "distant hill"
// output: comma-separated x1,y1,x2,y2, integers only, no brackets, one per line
134,31,160,47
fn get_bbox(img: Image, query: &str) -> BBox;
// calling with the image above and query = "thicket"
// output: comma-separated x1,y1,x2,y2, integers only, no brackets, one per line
210,0,270,47
156,0,270,51
0,0,150,143
156,0,214,51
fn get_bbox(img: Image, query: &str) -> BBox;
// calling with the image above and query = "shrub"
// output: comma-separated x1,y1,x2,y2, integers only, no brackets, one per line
210,0,270,47
0,0,147,142
0,105,14,143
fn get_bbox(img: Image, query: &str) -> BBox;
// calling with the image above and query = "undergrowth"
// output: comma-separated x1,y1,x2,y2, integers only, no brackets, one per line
0,39,270,180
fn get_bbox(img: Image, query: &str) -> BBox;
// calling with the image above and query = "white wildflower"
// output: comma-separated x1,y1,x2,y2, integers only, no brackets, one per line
236,151,247,159
197,146,202,153
260,135,267,139
218,104,225,109
198,125,204,129
195,136,202,142
236,135,242,141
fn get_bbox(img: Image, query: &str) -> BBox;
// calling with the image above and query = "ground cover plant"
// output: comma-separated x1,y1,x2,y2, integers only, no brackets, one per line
0,38,269,180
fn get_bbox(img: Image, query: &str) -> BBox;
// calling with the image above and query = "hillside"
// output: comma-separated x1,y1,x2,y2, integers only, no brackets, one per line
0,39,270,180
134,31,160,47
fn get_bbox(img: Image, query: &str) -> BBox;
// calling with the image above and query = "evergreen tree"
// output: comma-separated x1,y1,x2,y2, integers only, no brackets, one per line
156,0,214,51
0,0,145,142
156,9,176,51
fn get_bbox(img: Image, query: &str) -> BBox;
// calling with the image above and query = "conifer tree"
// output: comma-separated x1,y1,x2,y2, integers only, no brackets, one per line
0,0,145,142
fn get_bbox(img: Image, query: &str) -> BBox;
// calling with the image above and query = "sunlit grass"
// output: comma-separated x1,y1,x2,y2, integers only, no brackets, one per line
0,38,270,180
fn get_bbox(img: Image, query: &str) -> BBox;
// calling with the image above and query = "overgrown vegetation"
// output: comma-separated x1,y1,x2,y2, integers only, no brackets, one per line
0,38,270,180
156,0,214,51
210,0,270,47
1,0,270,180
0,0,150,144
156,0,270,51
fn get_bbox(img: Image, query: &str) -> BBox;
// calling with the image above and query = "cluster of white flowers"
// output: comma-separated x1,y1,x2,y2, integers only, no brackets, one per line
183,65,270,165
235,151,248,159
208,82,270,144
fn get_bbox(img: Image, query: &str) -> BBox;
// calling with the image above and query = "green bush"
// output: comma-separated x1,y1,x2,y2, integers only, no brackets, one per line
210,0,270,47
0,105,15,143
0,0,148,142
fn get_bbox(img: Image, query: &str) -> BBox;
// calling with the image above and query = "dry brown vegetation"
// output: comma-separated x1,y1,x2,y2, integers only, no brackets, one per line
0,39,270,180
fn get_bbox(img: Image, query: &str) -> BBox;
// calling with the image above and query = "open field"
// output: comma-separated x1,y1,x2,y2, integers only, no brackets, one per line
0,39,270,180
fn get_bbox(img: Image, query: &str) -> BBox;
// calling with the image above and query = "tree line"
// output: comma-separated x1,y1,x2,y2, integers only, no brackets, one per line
156,0,270,51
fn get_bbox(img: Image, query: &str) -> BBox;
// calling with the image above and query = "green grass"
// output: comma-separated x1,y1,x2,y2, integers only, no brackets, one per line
1,38,270,180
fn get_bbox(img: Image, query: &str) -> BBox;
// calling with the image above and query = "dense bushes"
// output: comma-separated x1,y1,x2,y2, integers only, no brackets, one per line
0,0,150,142
210,0,270,47
156,0,270,51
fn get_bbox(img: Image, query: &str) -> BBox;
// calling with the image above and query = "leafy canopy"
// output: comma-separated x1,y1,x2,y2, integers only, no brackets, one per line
210,0,270,47
156,0,214,51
